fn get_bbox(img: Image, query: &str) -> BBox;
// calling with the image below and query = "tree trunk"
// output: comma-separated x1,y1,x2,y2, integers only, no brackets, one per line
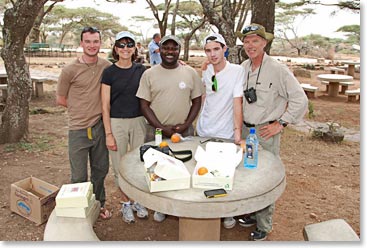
183,36,190,61
170,0,180,35
182,19,206,61
146,0,172,37
29,2,61,43
29,8,45,43
251,0,276,54
0,1,47,144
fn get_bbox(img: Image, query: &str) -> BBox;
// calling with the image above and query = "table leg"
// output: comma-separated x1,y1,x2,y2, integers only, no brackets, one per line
347,65,355,77
340,85,348,95
179,217,220,241
328,82,339,97
35,82,43,97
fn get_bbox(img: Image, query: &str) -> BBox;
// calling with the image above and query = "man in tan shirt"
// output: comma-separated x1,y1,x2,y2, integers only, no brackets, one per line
236,23,308,240
136,35,203,222
56,27,112,220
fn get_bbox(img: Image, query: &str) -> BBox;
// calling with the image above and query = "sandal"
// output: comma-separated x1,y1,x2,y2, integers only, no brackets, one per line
99,207,112,220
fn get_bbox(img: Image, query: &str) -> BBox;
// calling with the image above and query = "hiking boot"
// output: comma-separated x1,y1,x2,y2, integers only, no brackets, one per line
132,202,149,219
238,216,257,227
250,228,267,241
121,203,135,223
223,217,236,229
153,211,166,222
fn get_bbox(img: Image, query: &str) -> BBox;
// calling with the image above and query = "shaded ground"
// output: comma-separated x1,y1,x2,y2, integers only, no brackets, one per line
0,55,360,241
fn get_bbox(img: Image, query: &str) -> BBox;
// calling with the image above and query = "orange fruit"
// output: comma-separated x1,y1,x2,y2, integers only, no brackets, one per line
240,143,246,152
159,141,169,148
171,133,181,143
197,167,208,176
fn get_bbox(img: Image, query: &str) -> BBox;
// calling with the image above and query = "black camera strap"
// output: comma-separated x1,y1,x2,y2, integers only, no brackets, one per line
168,148,192,162
140,144,192,163
246,56,263,91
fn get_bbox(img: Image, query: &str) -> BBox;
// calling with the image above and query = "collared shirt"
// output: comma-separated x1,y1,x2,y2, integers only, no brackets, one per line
148,40,161,65
241,53,308,125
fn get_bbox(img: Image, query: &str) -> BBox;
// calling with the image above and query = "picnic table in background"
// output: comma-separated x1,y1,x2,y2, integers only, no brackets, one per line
317,74,353,97
341,61,360,78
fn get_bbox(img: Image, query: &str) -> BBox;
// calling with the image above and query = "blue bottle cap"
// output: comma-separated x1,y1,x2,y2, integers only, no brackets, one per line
250,128,256,134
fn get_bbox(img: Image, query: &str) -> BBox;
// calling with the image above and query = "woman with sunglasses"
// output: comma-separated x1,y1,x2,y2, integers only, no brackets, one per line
101,31,149,224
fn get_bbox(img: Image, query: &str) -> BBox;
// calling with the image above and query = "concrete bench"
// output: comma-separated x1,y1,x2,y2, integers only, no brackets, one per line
303,219,359,241
339,81,354,94
328,67,345,75
345,88,360,102
43,199,100,241
320,81,329,92
0,84,8,102
300,83,318,98
31,76,49,97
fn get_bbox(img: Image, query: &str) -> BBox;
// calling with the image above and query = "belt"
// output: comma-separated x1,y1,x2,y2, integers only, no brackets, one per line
244,120,276,128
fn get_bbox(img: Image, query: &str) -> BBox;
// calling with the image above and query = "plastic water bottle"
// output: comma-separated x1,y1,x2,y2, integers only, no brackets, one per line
244,128,258,169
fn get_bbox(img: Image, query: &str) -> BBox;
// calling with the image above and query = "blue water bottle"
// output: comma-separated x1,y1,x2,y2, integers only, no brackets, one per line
244,128,258,169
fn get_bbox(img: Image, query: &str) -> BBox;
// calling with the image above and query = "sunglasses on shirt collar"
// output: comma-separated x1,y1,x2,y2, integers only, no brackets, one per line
211,75,218,92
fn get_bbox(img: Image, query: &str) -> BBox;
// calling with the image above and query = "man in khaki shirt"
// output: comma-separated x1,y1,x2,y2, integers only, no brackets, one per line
236,23,308,241
56,27,112,220
136,35,203,223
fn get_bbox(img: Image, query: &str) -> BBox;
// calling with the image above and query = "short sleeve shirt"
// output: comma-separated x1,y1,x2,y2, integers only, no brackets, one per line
136,64,203,126
56,57,112,130
101,63,145,118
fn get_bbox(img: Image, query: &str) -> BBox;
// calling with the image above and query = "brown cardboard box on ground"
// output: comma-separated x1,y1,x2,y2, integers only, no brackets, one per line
10,176,59,224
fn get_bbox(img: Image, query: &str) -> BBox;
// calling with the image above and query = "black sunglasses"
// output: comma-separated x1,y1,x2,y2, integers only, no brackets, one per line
242,25,261,35
115,41,135,49
211,75,218,92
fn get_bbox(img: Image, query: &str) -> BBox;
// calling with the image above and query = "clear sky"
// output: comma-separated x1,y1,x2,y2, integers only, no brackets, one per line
60,0,360,39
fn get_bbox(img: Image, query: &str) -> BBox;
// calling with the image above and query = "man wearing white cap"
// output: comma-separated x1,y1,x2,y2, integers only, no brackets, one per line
196,33,245,229
197,33,244,144
236,23,308,241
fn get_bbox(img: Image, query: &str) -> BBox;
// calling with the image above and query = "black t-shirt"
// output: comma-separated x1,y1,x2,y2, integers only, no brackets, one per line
101,63,146,118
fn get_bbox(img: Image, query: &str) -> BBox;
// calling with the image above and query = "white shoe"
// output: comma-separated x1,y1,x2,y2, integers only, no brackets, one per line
132,202,149,219
223,217,236,229
153,211,166,222
121,203,135,223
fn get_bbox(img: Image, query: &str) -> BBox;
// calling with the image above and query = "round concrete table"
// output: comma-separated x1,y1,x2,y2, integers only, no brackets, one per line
342,61,360,78
118,137,286,241
317,74,353,97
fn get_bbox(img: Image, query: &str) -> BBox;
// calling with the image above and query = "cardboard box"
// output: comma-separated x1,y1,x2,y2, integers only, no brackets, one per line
10,176,59,224
192,142,243,190
56,182,93,208
142,148,191,192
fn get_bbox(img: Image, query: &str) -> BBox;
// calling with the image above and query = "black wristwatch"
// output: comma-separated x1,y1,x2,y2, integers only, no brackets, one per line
278,119,288,127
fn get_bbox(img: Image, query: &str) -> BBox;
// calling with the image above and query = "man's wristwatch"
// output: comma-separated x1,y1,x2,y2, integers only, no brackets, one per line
278,119,288,127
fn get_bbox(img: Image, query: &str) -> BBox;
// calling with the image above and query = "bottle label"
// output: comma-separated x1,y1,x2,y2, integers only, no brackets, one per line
155,128,162,145
246,144,253,159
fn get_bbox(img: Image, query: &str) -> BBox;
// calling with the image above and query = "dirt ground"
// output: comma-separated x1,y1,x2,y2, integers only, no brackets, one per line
0,54,360,241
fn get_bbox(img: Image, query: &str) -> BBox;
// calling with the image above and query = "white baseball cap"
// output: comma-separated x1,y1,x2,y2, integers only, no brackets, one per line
203,33,226,47
115,31,135,42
